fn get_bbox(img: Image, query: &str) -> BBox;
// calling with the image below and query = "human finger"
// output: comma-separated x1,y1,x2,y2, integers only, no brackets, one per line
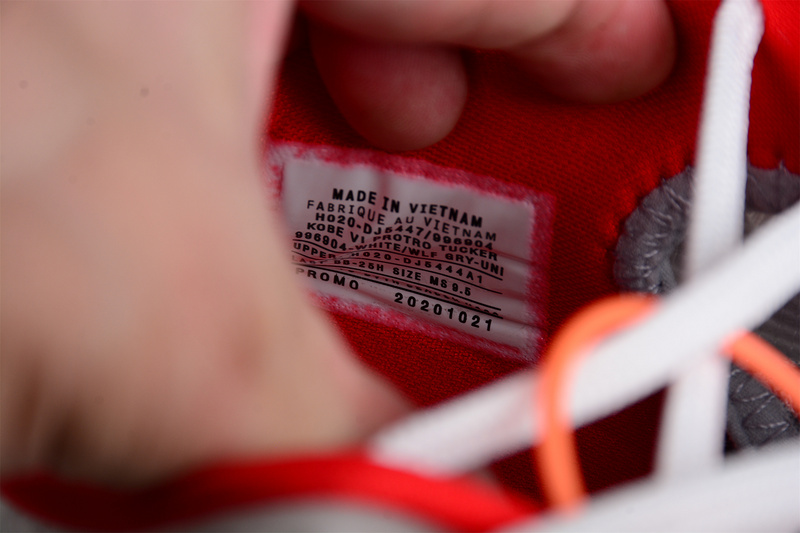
309,23,468,152
303,0,675,150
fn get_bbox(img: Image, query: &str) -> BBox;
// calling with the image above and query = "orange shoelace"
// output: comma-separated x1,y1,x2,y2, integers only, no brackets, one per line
536,295,800,512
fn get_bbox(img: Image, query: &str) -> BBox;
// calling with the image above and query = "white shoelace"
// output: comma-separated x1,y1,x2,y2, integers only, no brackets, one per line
369,0,800,529
657,0,765,479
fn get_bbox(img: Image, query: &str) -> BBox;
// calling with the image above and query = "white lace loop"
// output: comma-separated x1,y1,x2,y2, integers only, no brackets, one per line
657,0,766,478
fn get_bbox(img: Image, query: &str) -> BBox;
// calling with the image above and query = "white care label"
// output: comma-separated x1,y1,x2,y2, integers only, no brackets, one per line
270,143,552,359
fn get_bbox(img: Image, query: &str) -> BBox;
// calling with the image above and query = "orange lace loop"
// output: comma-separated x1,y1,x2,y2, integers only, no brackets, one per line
724,333,800,416
536,295,800,512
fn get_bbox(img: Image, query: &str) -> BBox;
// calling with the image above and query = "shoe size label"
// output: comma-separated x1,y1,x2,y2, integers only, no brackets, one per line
270,143,552,359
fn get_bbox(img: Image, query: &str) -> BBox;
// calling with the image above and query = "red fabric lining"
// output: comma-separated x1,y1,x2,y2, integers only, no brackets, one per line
748,0,800,171
266,2,719,473
269,2,721,371
1,452,537,532
268,0,798,500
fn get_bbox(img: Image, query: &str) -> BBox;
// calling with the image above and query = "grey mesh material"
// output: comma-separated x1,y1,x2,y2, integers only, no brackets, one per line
614,163,800,450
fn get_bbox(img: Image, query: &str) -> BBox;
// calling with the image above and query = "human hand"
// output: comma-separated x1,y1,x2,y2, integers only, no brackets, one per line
0,0,674,486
